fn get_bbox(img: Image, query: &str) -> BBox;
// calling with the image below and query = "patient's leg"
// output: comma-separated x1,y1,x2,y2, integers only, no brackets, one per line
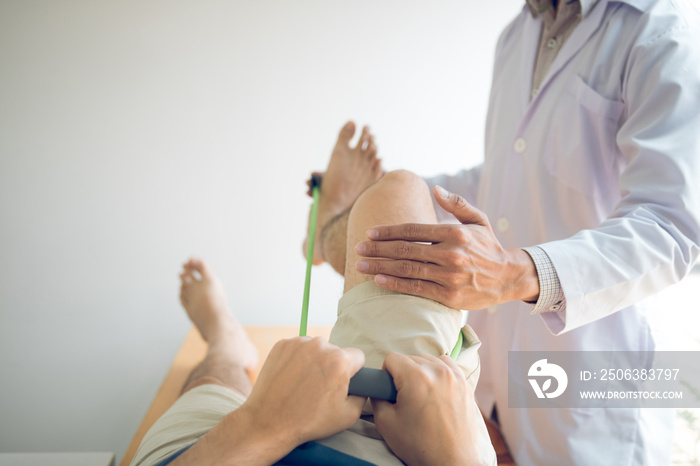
131,259,259,466
342,170,438,292
329,170,465,373
303,121,382,274
178,258,258,395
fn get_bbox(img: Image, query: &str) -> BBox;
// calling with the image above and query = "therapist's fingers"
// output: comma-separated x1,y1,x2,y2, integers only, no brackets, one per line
433,186,490,227
355,258,444,282
355,239,436,263
364,223,453,243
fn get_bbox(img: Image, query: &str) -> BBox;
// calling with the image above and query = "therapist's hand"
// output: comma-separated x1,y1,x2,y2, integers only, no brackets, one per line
355,185,539,310
372,353,480,466
243,337,366,448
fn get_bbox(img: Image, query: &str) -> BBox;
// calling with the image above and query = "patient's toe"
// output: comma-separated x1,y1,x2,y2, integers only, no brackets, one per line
337,120,356,146
365,136,377,158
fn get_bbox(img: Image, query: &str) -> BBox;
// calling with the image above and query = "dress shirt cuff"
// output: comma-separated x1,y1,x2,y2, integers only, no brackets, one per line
521,246,566,314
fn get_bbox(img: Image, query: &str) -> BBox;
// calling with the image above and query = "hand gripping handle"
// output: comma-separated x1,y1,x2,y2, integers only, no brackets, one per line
348,367,397,402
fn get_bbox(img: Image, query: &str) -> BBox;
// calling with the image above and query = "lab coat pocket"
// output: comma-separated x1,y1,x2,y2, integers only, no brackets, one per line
543,75,625,199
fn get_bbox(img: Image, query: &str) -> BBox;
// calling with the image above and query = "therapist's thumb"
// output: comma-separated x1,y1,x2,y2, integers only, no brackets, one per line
434,186,489,227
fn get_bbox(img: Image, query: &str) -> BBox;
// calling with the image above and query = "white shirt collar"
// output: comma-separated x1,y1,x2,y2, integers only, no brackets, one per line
526,0,653,19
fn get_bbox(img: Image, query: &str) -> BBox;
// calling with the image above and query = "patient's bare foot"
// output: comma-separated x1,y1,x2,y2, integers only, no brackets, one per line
304,121,383,264
179,258,258,371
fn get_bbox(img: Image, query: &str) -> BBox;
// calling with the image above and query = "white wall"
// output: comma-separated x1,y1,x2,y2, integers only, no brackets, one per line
0,0,522,460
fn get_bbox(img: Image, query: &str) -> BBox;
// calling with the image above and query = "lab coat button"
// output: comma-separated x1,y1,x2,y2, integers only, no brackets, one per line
488,306,498,314
547,38,557,49
497,217,510,232
514,138,527,154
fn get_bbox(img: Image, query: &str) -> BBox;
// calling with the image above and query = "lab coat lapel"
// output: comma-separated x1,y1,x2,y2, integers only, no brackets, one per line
532,0,609,101
519,12,542,113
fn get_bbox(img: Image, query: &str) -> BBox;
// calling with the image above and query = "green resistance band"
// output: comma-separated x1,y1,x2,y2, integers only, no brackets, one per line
300,175,321,337
300,174,462,360
450,329,463,360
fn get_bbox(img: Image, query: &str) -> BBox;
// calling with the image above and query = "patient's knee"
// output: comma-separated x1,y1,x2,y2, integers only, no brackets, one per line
359,169,429,202
351,169,434,220
380,169,427,191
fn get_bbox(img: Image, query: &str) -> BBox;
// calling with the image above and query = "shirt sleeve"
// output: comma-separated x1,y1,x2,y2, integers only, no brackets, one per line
522,246,568,334
522,246,566,312
537,12,700,334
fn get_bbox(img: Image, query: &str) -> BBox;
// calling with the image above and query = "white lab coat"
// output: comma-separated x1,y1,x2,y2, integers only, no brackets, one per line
426,0,700,464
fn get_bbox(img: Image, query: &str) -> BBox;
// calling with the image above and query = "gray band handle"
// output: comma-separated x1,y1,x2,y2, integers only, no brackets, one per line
348,367,397,402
